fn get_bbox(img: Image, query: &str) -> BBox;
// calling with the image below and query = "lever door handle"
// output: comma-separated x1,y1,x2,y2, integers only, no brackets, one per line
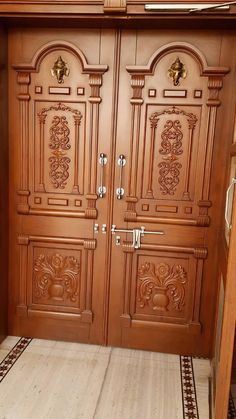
225,177,236,230
116,154,126,199
98,153,107,198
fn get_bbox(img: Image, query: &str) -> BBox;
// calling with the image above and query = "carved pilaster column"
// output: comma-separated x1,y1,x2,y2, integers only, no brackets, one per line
182,116,197,200
73,113,83,194
81,239,96,323
120,244,134,327
196,76,223,226
146,114,158,198
17,234,30,316
125,75,145,220
85,73,103,219
203,76,223,201
37,112,46,192
17,72,31,214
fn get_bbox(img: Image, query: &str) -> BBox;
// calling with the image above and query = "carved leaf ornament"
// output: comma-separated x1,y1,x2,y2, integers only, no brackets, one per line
137,262,187,312
33,253,80,303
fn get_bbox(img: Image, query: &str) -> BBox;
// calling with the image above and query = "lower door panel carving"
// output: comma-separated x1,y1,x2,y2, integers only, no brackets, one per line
108,233,207,354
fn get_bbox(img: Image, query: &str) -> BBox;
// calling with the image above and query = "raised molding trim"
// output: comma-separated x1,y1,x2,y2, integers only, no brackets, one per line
13,40,108,75
17,234,96,249
126,41,229,76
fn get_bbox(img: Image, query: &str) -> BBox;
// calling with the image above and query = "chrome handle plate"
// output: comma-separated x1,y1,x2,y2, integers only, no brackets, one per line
116,155,126,199
111,225,164,249
98,153,107,198
94,223,99,233
225,177,236,230
101,224,107,234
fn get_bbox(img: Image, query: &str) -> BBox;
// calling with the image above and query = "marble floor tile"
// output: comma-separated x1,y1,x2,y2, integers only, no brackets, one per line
112,347,180,364
0,340,111,419
0,337,211,419
94,349,183,419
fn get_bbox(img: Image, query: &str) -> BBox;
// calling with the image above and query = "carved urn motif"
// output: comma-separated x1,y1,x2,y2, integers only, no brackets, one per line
33,253,80,303
137,262,187,312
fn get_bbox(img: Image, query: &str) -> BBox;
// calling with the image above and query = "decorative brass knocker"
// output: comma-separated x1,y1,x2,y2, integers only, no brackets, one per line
168,57,187,86
51,56,70,84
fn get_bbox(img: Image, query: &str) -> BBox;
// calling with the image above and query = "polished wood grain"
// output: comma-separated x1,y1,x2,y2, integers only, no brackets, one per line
0,27,8,344
7,28,236,357
8,29,116,344
108,31,233,356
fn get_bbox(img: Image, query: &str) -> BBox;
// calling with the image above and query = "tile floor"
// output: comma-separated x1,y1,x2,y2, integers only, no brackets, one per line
0,337,211,419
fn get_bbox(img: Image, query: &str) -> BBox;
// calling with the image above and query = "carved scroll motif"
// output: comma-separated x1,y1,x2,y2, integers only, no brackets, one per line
137,262,187,312
147,106,197,198
33,253,80,303
49,115,71,189
37,103,82,192
158,120,183,195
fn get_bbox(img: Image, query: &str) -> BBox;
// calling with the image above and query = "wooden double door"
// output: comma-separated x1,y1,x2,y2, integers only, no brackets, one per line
8,28,231,356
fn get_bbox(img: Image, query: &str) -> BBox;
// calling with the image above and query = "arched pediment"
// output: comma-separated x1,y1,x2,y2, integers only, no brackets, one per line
13,40,108,74
126,41,229,76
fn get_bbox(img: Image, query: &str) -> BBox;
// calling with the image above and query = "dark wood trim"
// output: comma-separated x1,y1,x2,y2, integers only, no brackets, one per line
0,26,8,343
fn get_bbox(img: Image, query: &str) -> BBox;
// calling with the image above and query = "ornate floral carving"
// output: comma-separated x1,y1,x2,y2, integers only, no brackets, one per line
49,115,71,189
33,253,80,303
49,116,71,151
137,262,187,312
158,119,183,195
149,106,197,196
37,103,83,190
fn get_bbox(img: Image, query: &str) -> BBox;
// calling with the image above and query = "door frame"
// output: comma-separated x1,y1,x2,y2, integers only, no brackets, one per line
214,147,236,418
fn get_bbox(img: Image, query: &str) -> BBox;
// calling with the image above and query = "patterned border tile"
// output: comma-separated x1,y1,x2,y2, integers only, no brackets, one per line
180,356,199,419
0,337,32,383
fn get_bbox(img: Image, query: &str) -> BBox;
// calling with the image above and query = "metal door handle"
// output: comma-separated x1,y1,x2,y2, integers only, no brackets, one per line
225,177,236,230
98,153,107,198
111,225,164,249
116,154,126,199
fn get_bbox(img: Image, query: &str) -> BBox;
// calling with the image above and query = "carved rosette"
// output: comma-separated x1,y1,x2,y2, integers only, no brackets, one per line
33,253,80,303
137,262,187,312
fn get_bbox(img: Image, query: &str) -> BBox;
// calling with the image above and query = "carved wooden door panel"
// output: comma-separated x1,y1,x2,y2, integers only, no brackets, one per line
108,32,229,355
8,29,115,343
9,28,231,355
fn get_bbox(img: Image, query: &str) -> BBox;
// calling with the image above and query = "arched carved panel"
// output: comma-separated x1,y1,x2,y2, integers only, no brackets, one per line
13,41,108,219
125,42,229,226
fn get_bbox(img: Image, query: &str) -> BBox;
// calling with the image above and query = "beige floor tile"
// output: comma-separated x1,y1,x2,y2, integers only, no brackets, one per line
112,347,179,364
94,349,183,419
0,338,210,419
0,342,111,419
